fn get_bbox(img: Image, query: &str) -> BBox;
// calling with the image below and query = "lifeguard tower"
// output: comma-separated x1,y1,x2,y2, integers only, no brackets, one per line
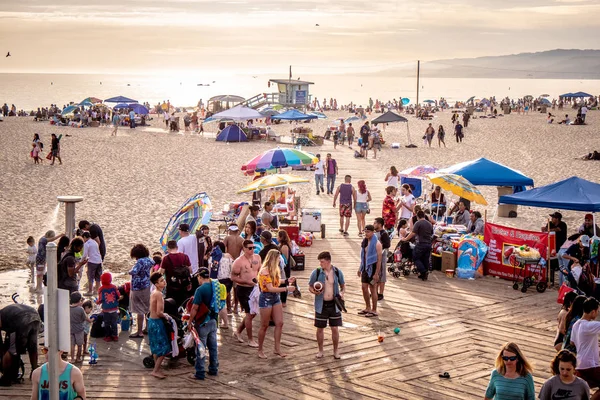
242,79,314,109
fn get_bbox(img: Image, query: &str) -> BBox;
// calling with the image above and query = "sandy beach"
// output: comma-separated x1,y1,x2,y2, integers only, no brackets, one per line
0,108,599,278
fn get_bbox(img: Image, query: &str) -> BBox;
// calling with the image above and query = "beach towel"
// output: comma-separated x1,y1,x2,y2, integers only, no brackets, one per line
249,286,260,315
360,236,379,276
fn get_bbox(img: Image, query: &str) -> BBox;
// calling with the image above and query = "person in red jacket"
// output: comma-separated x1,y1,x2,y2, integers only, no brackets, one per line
96,272,120,342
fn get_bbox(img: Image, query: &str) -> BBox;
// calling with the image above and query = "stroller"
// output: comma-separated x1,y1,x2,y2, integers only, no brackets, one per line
142,298,196,368
387,241,417,278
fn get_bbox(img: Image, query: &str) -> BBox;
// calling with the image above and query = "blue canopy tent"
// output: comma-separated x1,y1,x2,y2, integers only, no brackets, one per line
571,92,593,98
271,109,317,121
130,103,149,115
559,93,574,98
499,176,600,212
216,125,248,142
105,96,138,103
439,158,534,187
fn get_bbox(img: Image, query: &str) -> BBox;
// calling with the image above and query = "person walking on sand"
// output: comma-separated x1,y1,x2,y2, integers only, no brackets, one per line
454,121,464,143
50,133,62,165
111,112,119,136
308,251,345,359
425,123,435,147
437,125,446,148
333,175,357,237
358,225,382,318
325,153,338,195
346,123,355,149
256,249,296,359
314,154,325,195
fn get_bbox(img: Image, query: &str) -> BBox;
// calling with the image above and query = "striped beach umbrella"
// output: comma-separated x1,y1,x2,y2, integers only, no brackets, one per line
159,192,213,250
237,174,309,194
427,173,488,205
400,165,438,177
241,147,318,173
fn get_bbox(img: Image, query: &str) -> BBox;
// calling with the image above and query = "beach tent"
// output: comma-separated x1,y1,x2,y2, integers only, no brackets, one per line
216,125,248,142
439,158,534,187
61,105,79,115
113,103,129,110
499,176,600,212
105,96,137,103
571,92,593,98
371,111,408,124
540,98,551,105
210,105,263,121
559,93,574,98
130,103,149,115
271,109,317,121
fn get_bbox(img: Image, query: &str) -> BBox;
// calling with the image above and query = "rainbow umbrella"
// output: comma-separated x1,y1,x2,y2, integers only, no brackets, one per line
237,174,309,194
241,147,318,173
400,165,438,177
427,173,488,205
159,192,213,250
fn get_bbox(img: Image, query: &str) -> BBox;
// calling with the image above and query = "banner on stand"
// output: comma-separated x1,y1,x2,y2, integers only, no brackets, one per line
483,222,548,279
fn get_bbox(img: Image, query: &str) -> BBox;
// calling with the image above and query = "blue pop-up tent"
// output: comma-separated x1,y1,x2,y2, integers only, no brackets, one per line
216,125,248,142
439,158,534,187
271,109,317,121
499,176,600,212
571,92,593,98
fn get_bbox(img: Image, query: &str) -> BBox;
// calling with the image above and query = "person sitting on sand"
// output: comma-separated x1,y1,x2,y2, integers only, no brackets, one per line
547,113,554,124
559,114,571,125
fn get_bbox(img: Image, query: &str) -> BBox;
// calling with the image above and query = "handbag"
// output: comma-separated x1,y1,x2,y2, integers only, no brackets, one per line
46,152,53,160
557,283,575,304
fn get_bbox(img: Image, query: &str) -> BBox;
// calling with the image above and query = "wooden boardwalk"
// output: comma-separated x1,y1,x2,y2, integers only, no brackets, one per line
2,140,561,399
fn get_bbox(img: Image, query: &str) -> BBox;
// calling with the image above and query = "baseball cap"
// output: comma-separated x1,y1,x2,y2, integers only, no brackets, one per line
580,235,590,247
197,267,210,278
261,230,273,241
228,224,239,231
549,212,563,220
178,223,189,232
585,214,593,220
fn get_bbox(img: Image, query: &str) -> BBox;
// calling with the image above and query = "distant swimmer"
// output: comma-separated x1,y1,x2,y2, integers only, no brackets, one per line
252,76,257,78
100,82,102,85
315,24,320,26
51,82,53,85
5,52,10,57
127,84,130,86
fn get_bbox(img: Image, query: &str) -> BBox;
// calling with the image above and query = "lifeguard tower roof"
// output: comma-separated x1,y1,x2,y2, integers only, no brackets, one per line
269,79,314,85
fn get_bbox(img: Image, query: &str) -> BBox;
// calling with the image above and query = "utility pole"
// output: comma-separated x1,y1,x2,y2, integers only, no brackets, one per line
416,60,420,111
46,243,59,400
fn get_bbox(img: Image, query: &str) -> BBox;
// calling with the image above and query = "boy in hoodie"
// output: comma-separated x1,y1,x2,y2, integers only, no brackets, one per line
96,272,119,342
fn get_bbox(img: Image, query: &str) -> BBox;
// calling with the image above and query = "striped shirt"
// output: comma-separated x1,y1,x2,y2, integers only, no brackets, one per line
484,370,535,400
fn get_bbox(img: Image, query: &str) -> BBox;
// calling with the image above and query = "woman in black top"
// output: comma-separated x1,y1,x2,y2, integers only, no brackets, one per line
50,133,62,165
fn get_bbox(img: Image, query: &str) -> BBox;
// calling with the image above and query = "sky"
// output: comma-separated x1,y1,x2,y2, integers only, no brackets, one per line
1,0,600,74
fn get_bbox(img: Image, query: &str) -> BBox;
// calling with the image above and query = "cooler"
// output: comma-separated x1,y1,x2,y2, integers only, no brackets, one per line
279,225,299,242
301,209,325,238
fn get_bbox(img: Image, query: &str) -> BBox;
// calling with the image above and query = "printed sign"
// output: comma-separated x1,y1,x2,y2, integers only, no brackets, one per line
483,222,548,280
295,90,306,105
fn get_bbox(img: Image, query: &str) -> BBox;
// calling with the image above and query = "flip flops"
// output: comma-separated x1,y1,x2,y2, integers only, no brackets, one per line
358,310,369,315
129,333,144,339
365,312,378,318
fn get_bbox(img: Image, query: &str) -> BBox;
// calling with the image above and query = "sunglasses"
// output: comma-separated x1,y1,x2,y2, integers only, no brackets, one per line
245,246,255,250
502,356,518,362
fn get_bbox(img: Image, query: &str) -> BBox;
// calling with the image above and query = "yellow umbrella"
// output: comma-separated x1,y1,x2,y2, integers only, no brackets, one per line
427,173,488,205
237,174,309,194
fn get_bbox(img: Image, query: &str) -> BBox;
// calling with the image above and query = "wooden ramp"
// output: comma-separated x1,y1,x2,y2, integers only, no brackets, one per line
1,140,560,399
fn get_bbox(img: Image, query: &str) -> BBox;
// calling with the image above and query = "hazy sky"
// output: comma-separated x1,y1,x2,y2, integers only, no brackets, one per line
1,0,599,74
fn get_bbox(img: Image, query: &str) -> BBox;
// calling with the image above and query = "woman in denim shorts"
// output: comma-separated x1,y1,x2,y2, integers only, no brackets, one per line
256,249,296,359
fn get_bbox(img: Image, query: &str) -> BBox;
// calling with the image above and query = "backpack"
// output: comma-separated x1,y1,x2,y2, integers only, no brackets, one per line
315,266,341,282
162,254,191,290
185,279,225,326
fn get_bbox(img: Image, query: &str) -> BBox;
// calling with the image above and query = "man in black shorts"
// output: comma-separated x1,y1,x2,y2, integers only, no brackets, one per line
0,304,41,386
231,240,261,348
309,251,345,359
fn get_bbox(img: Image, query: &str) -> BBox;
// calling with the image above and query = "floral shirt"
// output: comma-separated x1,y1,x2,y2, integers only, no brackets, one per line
129,257,154,291
382,195,397,230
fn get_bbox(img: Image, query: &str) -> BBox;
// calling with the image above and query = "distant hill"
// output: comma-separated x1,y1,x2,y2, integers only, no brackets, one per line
378,49,600,79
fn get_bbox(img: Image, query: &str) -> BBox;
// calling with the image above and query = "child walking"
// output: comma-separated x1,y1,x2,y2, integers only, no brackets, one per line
148,272,172,379
96,272,120,342
26,237,37,291
70,292,92,363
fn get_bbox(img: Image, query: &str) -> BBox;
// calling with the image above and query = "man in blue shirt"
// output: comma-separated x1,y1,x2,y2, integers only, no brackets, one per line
129,109,136,129
188,268,218,380
308,252,345,360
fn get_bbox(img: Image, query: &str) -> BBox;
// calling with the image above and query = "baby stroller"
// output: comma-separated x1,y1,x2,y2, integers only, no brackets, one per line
387,241,417,278
142,298,195,368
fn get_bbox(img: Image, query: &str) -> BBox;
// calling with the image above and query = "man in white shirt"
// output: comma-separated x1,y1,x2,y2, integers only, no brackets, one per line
581,105,588,123
572,297,600,395
399,184,415,221
176,223,199,275
82,232,103,295
314,154,325,195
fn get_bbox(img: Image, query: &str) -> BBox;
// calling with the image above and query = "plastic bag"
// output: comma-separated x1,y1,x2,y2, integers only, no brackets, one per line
197,340,206,359
183,332,195,349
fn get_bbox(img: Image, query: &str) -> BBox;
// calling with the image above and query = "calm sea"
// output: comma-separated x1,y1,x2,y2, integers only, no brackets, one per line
1,73,599,111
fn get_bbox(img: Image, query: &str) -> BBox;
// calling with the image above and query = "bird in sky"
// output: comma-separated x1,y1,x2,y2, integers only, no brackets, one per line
6,52,10,57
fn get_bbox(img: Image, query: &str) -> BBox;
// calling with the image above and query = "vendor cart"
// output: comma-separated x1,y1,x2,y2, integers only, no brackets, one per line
511,255,547,293
300,209,325,239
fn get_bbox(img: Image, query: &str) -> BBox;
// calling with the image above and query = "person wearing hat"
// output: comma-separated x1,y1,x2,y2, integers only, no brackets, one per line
579,214,600,238
542,212,568,249
314,154,325,195
223,224,244,260
177,223,199,275
258,231,278,262
562,235,590,271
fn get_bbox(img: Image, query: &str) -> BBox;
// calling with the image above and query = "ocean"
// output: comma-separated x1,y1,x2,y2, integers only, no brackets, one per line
1,73,599,111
